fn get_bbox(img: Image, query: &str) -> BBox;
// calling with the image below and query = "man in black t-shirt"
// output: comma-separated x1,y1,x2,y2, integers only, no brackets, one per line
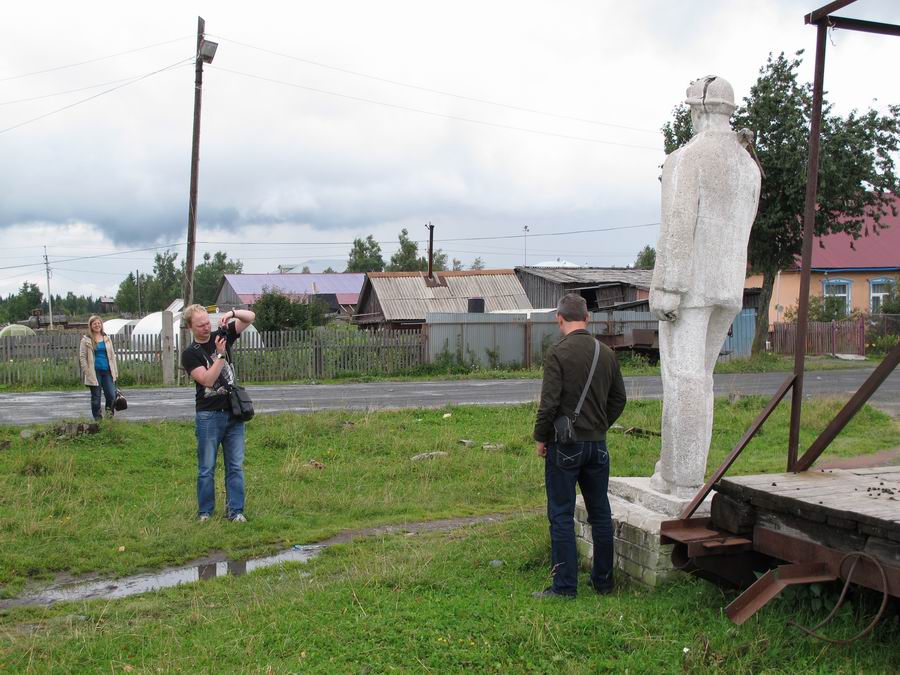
181,304,256,522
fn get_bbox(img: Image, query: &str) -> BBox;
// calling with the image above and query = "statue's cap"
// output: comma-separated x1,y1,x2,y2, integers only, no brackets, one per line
685,76,735,113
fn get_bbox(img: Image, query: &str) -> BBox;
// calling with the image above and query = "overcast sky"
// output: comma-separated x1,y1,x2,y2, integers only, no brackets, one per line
1,0,898,299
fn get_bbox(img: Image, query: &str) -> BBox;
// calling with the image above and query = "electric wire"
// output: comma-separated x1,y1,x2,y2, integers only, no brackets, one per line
0,56,194,136
0,36,192,83
0,63,194,107
210,65,663,152
208,34,661,135
0,242,186,272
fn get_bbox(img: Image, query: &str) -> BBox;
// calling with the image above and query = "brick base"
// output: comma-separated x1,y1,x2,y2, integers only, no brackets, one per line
575,477,711,587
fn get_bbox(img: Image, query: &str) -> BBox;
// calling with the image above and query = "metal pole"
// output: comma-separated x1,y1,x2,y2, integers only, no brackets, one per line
426,222,434,278
523,225,530,266
43,246,53,329
181,16,205,348
787,20,827,471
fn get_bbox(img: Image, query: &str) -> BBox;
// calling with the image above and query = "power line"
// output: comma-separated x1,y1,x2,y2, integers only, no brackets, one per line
0,57,194,136
0,36,192,83
208,34,660,135
211,66,662,152
0,63,193,107
0,242,185,272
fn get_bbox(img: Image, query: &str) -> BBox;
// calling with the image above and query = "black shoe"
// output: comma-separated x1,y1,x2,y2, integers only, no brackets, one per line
532,587,576,600
588,580,614,595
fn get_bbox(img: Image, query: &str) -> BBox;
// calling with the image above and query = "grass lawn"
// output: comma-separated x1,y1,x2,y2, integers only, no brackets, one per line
1,515,898,672
1,398,897,600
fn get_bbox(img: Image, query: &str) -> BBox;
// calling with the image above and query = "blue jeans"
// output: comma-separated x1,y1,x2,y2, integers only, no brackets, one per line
545,440,614,596
88,369,117,420
195,410,246,517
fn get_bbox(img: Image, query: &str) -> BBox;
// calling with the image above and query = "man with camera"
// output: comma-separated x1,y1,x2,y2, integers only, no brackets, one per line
181,304,256,523
533,293,627,598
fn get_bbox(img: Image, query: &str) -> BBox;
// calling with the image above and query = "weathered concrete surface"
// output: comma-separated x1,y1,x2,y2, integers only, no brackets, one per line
650,75,762,498
0,368,896,426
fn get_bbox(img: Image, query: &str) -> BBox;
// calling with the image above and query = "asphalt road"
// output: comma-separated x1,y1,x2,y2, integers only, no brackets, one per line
2,368,897,426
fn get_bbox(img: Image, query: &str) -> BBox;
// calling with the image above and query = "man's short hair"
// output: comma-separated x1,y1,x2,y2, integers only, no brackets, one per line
557,293,589,322
182,303,208,328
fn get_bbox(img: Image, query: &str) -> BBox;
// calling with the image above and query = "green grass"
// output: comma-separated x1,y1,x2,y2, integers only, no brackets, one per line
1,399,897,599
1,516,897,672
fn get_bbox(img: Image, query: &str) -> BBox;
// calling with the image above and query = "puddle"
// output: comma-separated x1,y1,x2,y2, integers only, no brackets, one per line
1,513,522,608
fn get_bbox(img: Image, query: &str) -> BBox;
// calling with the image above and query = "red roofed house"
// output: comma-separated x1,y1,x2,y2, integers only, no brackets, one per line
746,197,900,328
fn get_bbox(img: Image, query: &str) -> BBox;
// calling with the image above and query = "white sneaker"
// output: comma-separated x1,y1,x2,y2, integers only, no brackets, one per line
198,514,211,522
230,513,247,523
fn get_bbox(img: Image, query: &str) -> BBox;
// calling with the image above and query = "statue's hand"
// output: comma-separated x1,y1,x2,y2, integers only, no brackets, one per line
650,289,681,322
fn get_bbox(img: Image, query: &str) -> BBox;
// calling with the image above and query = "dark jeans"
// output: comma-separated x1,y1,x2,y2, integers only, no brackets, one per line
88,369,116,420
545,440,613,596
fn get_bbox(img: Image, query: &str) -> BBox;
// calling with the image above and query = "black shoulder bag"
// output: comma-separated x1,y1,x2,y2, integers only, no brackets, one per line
553,339,600,447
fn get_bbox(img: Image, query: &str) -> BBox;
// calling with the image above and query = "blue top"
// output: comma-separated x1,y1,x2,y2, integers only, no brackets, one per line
94,340,110,372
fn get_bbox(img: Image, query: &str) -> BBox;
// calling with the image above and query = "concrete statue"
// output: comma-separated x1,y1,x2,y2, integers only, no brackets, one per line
649,75,761,498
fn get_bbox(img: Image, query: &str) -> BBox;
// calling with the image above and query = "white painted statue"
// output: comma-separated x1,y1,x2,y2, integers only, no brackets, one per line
649,76,761,498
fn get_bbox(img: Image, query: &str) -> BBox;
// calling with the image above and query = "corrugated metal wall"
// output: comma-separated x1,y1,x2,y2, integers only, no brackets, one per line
425,308,756,366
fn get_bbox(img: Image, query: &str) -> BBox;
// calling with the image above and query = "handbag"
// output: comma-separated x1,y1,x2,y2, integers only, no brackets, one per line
114,388,128,411
228,384,255,422
553,339,600,448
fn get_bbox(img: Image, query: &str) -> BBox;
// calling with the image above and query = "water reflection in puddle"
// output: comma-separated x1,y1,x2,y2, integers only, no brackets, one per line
3,545,322,607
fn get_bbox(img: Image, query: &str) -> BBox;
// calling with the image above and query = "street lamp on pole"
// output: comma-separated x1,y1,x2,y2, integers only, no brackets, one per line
180,17,217,353
523,225,530,267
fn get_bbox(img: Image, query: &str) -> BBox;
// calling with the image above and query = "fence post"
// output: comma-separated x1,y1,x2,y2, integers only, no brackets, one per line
831,320,836,357
161,310,175,385
524,320,532,369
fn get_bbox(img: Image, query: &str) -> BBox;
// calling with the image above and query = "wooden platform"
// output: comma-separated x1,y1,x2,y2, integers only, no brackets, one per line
711,465,900,578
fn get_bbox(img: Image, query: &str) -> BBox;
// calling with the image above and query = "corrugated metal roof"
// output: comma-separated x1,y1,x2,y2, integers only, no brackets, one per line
364,270,532,321
222,273,366,300
516,267,653,286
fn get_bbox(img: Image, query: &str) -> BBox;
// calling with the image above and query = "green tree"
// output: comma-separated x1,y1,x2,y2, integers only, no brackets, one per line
323,266,336,274
192,251,244,307
5,282,43,322
662,52,900,353
116,273,140,313
879,278,900,315
144,251,183,311
254,288,329,331
451,258,463,271
387,229,423,271
346,236,385,272
633,245,656,270
470,257,485,270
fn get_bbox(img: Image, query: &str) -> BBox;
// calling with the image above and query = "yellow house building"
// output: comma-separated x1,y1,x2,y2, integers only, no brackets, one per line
746,197,900,329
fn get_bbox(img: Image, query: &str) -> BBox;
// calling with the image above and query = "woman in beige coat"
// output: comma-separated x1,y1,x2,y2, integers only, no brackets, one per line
79,315,119,420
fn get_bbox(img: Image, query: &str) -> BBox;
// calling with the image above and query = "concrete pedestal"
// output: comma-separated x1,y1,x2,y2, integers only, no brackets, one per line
575,477,711,587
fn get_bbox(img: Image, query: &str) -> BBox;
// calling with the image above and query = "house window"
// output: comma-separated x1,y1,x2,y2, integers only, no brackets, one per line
870,277,894,313
822,278,851,316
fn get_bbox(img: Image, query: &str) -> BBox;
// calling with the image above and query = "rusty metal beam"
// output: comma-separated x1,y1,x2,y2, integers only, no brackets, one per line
726,562,836,624
805,0,856,24
754,527,900,598
795,343,900,471
788,20,829,471
659,517,715,545
828,15,900,37
678,374,795,520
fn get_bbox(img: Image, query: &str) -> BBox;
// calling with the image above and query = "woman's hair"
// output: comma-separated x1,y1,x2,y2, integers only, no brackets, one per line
87,315,105,343
182,303,208,329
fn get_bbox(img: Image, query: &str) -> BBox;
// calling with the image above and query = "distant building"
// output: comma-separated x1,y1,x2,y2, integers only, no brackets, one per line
515,267,652,311
354,269,532,329
746,196,900,326
215,273,366,314
99,296,117,313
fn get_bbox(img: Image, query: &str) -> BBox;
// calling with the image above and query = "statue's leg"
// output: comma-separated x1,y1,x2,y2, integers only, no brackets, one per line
702,306,739,454
651,307,709,496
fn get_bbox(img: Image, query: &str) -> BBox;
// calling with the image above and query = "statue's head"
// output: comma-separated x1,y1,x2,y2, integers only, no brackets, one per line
685,76,735,128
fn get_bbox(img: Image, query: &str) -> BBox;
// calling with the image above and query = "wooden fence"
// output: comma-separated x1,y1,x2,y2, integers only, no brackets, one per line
0,328,426,387
772,318,866,356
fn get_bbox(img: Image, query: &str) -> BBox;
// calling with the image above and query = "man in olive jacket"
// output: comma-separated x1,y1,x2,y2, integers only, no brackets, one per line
533,293,627,598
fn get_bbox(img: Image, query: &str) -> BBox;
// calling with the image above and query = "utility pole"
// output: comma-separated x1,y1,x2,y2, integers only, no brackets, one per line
181,17,217,348
43,246,53,329
523,225,530,267
425,221,435,279
136,269,142,316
